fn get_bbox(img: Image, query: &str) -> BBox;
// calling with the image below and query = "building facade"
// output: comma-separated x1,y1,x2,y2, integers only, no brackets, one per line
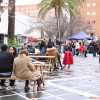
79,0,100,37
15,4,54,19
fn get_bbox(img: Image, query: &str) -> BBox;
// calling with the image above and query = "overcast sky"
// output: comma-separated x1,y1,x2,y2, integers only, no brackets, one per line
15,0,42,5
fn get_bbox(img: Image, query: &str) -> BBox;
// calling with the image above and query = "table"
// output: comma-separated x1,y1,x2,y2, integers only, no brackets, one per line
30,56,55,65
30,53,39,56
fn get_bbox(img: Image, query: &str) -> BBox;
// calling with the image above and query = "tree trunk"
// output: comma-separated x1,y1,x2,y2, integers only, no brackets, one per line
56,8,61,40
70,15,73,36
8,0,15,41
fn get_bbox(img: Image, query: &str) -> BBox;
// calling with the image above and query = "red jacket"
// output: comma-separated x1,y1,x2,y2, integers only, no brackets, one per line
63,51,73,65
79,45,84,53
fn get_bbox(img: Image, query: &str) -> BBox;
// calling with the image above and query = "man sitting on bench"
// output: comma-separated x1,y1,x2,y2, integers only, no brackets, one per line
0,44,14,89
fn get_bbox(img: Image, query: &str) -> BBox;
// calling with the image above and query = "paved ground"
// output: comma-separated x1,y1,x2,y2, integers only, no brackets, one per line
0,54,100,100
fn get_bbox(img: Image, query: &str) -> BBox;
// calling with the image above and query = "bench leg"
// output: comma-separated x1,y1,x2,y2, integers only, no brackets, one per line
33,81,36,92
42,75,45,85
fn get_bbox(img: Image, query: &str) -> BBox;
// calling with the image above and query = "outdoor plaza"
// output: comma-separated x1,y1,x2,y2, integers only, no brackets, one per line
0,54,100,100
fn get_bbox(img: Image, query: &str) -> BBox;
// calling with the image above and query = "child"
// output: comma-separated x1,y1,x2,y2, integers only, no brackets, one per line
63,43,73,71
79,43,84,56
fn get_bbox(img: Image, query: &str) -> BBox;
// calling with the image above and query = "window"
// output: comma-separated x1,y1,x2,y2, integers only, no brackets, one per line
87,3,91,7
78,5,80,8
86,30,90,32
92,3,96,6
87,20,90,24
87,12,90,15
77,12,80,16
92,30,95,32
26,11,28,13
92,12,96,15
16,8,19,10
92,21,96,24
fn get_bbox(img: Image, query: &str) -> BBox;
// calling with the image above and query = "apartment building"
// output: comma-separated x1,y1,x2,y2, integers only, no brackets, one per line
79,0,100,37
15,4,54,19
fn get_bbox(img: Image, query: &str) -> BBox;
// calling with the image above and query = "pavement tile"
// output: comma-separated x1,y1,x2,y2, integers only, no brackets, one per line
0,54,100,100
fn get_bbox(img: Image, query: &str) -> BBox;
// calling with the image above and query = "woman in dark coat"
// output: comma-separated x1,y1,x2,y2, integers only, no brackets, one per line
9,46,18,89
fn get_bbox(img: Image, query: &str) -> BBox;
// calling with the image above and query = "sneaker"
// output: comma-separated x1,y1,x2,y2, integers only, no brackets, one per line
8,86,16,90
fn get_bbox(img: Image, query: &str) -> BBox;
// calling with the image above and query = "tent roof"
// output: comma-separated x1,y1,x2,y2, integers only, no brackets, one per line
66,31,95,40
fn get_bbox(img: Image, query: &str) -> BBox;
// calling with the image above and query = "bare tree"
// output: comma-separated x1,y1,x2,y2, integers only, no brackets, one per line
0,0,7,22
25,16,70,40
69,15,93,36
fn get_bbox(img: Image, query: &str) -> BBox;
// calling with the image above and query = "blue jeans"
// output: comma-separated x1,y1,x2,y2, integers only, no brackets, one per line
93,50,98,56
30,58,36,62
79,52,83,56
72,48,76,55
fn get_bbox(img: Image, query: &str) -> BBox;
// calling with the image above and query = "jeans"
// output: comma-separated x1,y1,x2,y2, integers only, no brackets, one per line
30,58,36,62
57,56,62,68
0,71,15,86
93,50,98,57
79,52,83,56
72,48,76,56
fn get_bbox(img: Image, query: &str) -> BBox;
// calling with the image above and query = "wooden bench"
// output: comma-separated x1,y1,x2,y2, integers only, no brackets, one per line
32,62,49,85
0,76,37,92
0,70,48,91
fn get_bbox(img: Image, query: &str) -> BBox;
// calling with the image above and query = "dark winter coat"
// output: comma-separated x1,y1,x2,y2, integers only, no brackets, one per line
56,40,62,46
92,42,98,51
40,40,46,50
48,40,54,46
0,51,14,73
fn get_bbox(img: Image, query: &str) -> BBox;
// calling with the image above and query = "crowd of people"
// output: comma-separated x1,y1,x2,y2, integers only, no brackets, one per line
0,38,62,91
65,39,100,58
0,38,100,91
0,45,45,91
